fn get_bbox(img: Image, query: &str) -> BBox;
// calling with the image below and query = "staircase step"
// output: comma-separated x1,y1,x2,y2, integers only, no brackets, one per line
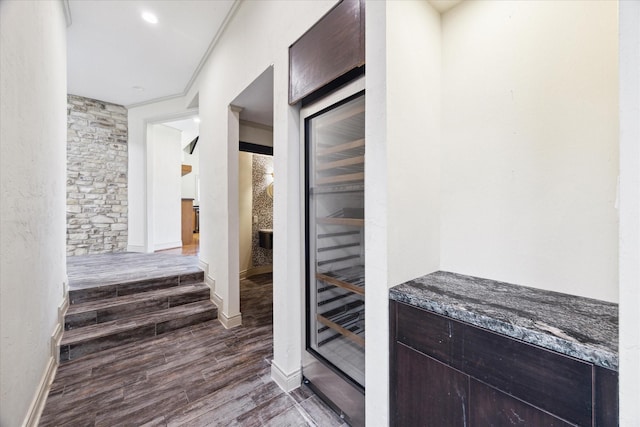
59,301,217,362
68,270,204,304
65,283,211,330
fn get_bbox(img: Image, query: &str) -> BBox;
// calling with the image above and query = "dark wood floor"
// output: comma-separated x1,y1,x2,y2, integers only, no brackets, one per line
67,252,201,290
40,273,346,426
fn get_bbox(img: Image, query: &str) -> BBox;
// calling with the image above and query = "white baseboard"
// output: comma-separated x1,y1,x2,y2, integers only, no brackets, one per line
127,244,146,253
240,265,273,280
52,295,69,364
24,292,68,427
23,355,57,427
198,259,216,290
218,310,242,329
271,361,302,393
154,241,182,251
211,291,223,309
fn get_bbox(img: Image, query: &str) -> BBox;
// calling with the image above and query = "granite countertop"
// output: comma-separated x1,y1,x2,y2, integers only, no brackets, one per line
390,271,618,371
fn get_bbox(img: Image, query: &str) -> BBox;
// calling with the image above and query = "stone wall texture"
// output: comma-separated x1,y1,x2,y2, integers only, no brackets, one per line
66,94,128,256
252,154,273,267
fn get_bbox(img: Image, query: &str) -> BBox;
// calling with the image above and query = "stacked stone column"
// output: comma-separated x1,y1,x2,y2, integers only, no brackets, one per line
67,95,128,255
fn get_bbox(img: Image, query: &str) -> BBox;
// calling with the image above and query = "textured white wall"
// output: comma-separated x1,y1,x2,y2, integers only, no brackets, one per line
365,1,442,424
180,127,199,203
190,0,338,382
240,122,273,147
0,1,67,425
387,0,442,286
619,1,640,422
150,124,182,250
440,0,619,302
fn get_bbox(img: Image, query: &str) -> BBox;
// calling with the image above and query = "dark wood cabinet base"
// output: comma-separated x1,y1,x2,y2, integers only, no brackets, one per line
390,300,618,426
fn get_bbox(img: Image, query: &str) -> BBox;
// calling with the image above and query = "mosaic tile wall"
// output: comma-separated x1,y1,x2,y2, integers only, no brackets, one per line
252,154,273,267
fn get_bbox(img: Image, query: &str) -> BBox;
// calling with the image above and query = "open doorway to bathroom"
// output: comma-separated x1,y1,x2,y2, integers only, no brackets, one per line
231,66,274,323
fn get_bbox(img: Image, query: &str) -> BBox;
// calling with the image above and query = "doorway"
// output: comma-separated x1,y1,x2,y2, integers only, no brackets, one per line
157,115,201,256
231,66,275,322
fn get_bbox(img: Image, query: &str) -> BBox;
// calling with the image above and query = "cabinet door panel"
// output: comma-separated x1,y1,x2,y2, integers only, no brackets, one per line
393,343,469,427
462,324,592,426
595,366,618,426
470,379,575,426
289,0,365,104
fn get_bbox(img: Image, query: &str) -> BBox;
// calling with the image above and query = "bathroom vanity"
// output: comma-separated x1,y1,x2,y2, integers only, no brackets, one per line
389,271,618,426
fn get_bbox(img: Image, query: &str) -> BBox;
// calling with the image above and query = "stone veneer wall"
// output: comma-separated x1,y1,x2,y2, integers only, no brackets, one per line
66,94,128,255
252,154,273,267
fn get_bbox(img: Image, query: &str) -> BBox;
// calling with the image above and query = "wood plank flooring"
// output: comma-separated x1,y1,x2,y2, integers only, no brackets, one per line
67,252,201,290
40,273,346,426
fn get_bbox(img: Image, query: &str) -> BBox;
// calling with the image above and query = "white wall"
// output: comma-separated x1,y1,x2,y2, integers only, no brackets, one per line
240,121,274,147
365,1,442,424
239,151,253,274
440,0,619,302
150,124,182,250
182,143,200,204
0,1,67,425
189,0,338,384
619,0,640,422
387,1,442,286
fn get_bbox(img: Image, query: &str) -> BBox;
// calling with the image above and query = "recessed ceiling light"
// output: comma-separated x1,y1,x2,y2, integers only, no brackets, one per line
193,117,201,123
132,86,145,92
142,12,158,24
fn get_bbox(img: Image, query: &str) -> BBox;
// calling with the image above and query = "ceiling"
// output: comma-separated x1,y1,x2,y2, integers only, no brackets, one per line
66,0,458,115
66,0,235,107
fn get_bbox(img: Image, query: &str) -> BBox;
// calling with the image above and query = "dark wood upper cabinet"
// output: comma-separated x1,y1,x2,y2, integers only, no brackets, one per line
289,0,365,105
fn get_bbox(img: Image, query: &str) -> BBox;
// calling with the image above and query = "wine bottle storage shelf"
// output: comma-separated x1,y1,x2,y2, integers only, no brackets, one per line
318,230,361,239
305,91,365,390
318,242,360,252
317,265,365,296
317,155,364,171
316,172,364,186
317,218,364,226
311,183,364,195
317,254,360,266
317,309,365,347
315,103,364,130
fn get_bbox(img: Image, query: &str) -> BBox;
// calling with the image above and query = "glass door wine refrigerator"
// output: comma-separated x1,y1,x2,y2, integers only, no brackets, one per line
302,78,365,426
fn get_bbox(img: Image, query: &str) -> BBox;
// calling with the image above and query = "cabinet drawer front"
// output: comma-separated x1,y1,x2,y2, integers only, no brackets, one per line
470,379,575,426
395,302,460,366
462,324,592,426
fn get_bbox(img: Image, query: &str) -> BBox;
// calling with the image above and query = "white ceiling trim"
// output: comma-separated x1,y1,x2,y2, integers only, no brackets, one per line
124,0,241,109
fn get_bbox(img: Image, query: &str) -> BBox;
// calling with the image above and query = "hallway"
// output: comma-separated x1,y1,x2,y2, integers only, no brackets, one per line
40,268,344,426
157,233,200,257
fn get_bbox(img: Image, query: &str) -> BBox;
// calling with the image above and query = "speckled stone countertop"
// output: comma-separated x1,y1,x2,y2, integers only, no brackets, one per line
390,271,618,371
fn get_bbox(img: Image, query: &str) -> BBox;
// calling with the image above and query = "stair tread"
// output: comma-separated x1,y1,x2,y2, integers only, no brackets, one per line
61,301,215,345
67,270,205,304
66,282,209,315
